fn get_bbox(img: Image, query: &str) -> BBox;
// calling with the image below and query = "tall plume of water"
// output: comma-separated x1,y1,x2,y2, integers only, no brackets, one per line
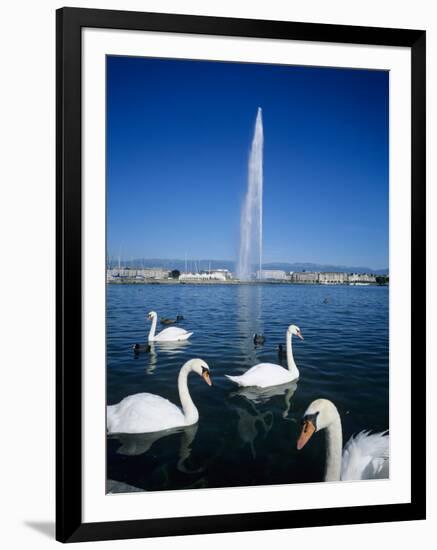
237,107,264,281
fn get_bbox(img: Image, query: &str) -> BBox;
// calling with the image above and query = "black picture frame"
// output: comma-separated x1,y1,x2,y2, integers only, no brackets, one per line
56,7,426,543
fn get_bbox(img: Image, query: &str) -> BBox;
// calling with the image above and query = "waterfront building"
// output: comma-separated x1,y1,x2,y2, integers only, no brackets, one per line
213,268,233,279
291,271,320,283
257,269,288,280
319,272,347,284
107,267,169,280
347,273,377,284
179,271,227,281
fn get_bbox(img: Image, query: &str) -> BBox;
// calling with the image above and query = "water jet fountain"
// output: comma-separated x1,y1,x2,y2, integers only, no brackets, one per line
237,107,264,281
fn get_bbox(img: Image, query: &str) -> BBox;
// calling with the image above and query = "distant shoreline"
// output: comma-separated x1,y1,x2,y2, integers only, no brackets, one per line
107,279,388,286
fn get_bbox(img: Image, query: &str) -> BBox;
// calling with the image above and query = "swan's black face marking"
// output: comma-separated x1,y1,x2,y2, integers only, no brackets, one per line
201,365,212,386
302,412,319,431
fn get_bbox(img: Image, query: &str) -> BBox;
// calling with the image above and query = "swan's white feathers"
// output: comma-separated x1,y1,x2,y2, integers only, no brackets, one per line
153,327,192,342
225,324,301,388
225,363,297,388
107,393,185,434
341,430,389,480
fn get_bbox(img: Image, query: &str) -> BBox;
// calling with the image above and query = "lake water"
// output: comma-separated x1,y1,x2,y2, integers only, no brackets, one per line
107,283,389,492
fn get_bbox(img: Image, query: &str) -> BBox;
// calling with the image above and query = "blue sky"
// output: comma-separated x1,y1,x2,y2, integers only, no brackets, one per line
107,56,388,269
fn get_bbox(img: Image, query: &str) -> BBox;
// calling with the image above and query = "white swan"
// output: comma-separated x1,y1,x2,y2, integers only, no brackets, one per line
225,325,303,388
107,358,211,434
297,398,389,481
147,311,193,342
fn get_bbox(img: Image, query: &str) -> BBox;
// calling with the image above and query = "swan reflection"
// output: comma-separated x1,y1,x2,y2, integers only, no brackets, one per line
145,342,158,373
138,340,191,374
154,339,191,354
107,479,142,494
109,423,201,473
229,396,273,459
230,380,298,419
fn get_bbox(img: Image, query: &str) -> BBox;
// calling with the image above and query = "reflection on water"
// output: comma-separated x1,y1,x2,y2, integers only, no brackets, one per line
229,396,273,459
107,283,389,491
109,423,200,473
231,381,298,419
236,285,263,365
137,341,191,374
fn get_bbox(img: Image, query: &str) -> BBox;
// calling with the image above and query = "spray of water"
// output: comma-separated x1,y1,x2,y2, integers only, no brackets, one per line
237,107,264,281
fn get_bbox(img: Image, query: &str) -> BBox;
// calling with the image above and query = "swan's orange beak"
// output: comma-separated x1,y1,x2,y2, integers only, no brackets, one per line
297,419,316,450
202,371,212,386
297,330,304,340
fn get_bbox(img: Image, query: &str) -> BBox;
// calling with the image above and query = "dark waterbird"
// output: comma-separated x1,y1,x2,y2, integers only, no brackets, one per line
253,333,265,345
133,343,151,354
160,314,185,325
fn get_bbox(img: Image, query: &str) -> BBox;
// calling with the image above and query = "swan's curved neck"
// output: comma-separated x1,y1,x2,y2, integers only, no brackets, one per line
178,363,199,426
286,331,299,379
324,412,343,482
148,315,157,342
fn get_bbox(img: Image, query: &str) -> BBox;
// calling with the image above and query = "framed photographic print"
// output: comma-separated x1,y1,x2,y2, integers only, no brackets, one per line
56,7,426,543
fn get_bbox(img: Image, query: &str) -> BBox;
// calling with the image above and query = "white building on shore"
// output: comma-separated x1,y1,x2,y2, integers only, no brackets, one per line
319,272,347,284
290,271,379,284
179,270,228,281
290,271,319,283
348,273,377,284
256,269,288,280
107,267,169,280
